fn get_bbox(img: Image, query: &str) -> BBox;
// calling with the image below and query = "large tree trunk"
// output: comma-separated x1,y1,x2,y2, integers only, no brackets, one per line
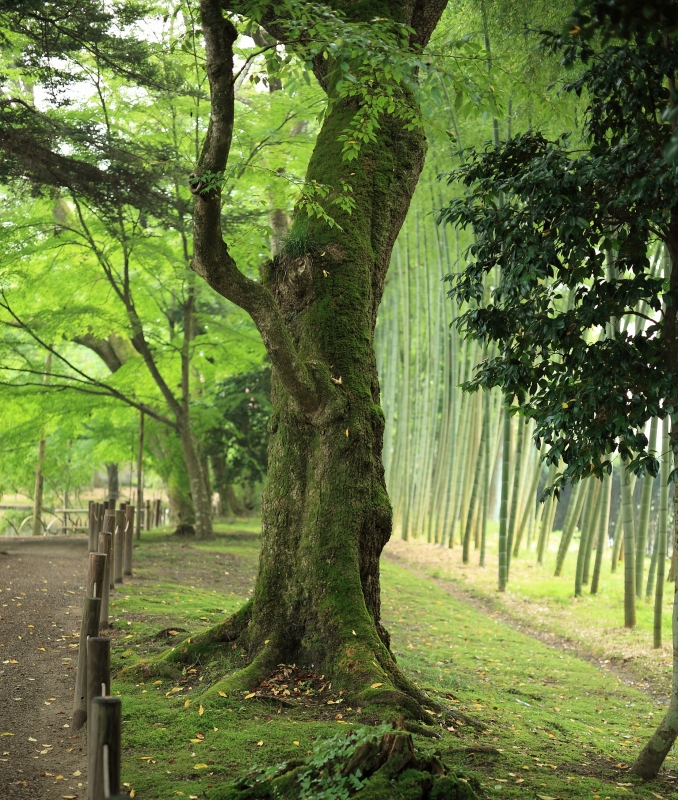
179,0,448,717
250,100,428,688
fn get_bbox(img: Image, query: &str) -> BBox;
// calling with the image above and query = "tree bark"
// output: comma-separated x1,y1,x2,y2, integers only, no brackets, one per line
178,0,448,713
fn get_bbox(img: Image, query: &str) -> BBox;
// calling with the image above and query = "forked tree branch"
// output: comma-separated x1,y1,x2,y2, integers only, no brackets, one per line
191,0,320,414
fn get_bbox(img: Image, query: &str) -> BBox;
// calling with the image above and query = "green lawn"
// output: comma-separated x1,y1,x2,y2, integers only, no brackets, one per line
108,523,678,799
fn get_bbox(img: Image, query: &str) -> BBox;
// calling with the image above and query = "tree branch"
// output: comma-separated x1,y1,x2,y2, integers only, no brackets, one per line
0,295,177,429
191,0,320,414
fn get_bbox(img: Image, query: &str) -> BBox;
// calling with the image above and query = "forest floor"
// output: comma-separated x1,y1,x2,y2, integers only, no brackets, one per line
2,524,678,799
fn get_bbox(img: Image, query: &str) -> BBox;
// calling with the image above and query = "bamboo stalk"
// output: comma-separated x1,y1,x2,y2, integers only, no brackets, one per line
636,417,659,596
621,462,637,628
554,480,589,576
654,417,670,647
498,402,511,592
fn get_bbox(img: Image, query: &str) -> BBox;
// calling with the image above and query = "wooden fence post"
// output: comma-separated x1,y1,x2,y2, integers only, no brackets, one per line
114,509,125,585
103,512,116,590
71,596,101,731
88,696,121,800
98,532,112,630
87,553,106,600
145,499,151,531
86,636,110,735
123,505,134,577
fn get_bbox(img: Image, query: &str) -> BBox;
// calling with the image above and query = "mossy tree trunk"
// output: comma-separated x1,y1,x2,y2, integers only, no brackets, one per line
185,0,448,713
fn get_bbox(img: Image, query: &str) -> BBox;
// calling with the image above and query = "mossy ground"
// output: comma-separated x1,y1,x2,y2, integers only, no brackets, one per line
386,524,673,697
111,522,678,798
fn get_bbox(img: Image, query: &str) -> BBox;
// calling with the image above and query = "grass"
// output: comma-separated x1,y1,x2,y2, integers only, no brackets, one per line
386,524,674,700
107,522,678,799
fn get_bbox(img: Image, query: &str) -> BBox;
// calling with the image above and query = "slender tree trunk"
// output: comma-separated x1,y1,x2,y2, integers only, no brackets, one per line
462,397,487,563
554,480,588,576
506,416,525,570
590,474,611,594
136,411,144,541
32,438,46,537
498,403,511,591
575,480,600,596
536,462,558,564
654,417,670,647
32,352,51,536
636,417,659,596
479,387,491,567
583,480,603,585
512,446,541,558
177,424,213,539
621,463,637,628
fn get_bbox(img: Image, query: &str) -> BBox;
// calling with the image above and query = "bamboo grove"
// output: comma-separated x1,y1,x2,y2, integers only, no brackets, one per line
375,1,676,651
377,175,674,644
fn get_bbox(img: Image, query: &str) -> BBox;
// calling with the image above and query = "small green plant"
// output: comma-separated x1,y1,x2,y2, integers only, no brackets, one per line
296,725,392,800
242,725,392,800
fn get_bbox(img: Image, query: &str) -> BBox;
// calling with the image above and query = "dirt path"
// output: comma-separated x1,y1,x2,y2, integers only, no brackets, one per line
0,537,90,800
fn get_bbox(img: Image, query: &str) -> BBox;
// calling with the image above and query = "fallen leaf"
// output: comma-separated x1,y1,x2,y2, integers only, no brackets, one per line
198,704,204,716
193,763,209,769
184,699,191,708
218,691,227,698
371,682,383,689
244,693,256,700
293,741,300,746
257,740,263,746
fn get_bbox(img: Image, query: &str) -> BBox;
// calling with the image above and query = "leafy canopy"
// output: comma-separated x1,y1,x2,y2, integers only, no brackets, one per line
440,0,678,493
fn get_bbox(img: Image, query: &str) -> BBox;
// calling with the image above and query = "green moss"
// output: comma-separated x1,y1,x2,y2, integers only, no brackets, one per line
110,523,677,800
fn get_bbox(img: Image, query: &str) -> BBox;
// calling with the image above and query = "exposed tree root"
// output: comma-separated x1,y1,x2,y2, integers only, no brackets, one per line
122,603,474,739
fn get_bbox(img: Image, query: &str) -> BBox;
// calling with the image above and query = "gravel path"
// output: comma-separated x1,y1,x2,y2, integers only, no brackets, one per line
0,537,91,800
